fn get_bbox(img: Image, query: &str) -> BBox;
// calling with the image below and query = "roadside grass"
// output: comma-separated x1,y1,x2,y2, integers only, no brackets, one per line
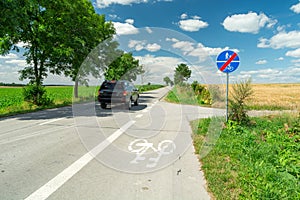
0,84,164,117
191,113,300,200
137,84,164,92
164,85,206,106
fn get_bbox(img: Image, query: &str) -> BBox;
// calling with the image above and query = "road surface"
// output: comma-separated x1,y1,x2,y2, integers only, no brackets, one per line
0,87,225,200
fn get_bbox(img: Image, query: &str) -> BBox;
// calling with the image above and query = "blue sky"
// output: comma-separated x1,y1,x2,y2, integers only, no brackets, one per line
1,0,300,84
93,0,300,84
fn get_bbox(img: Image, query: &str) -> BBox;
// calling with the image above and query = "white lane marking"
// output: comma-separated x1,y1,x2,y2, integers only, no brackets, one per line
24,120,135,200
0,125,75,145
39,118,64,126
135,114,143,118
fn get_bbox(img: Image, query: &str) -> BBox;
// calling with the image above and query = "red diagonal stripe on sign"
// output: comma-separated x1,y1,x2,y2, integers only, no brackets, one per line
220,52,237,72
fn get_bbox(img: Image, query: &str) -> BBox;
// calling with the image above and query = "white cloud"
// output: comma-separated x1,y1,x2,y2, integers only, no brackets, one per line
109,14,119,19
178,15,208,32
171,40,194,54
145,27,153,33
290,1,300,14
222,12,276,34
125,19,134,24
180,13,188,19
258,30,300,49
286,48,300,58
128,40,144,48
276,57,284,61
134,54,183,83
0,53,18,59
290,60,300,67
113,20,139,35
16,41,29,48
189,44,234,61
239,66,300,83
166,37,179,43
96,0,147,8
5,59,27,67
202,46,239,57
96,0,172,8
255,59,267,65
128,40,161,52
291,59,300,63
166,37,239,62
146,43,161,52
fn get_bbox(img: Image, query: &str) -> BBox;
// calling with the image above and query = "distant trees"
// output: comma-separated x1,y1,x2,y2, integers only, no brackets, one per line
0,0,115,101
163,76,173,86
174,63,191,85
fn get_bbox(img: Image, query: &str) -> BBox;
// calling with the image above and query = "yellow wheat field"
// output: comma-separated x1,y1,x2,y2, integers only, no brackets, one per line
246,83,300,110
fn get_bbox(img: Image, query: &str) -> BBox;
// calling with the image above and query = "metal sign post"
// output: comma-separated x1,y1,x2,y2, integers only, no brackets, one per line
216,50,240,122
226,73,229,122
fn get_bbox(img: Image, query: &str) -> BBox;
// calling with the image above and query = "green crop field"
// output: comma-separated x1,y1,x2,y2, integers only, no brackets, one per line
0,87,24,112
0,86,99,116
0,84,164,117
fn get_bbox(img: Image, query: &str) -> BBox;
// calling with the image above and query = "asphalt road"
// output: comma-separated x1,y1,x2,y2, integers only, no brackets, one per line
0,87,225,200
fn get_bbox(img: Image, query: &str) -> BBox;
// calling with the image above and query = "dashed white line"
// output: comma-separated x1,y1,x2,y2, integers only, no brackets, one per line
24,120,135,200
135,114,143,118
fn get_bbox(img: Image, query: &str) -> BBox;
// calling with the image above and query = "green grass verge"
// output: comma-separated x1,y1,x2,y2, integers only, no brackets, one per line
164,85,211,106
191,114,300,200
137,84,164,92
0,84,164,117
0,85,100,117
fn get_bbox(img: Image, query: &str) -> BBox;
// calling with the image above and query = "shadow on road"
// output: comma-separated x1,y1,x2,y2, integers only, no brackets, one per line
9,98,149,121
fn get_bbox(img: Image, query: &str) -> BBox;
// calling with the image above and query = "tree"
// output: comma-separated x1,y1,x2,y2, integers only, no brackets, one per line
174,63,191,85
48,1,115,97
163,76,172,86
0,0,115,100
104,52,144,82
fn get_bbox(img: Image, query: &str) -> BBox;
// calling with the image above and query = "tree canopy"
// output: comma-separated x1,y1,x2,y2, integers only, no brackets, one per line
174,63,191,85
0,0,115,98
104,52,144,82
163,76,173,86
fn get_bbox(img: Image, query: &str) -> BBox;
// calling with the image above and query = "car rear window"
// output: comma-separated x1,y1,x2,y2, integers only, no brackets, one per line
100,82,116,90
100,82,124,90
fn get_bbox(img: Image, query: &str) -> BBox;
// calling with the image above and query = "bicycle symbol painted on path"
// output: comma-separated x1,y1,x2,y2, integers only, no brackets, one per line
128,139,176,168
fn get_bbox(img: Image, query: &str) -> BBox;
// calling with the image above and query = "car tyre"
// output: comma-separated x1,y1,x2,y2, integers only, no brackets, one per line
100,103,107,109
134,98,138,106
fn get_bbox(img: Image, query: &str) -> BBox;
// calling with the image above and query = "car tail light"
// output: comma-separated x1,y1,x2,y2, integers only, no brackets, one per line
123,91,127,96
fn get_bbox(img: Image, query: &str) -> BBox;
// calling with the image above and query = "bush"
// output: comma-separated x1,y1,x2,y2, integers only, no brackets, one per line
191,81,211,105
23,85,53,106
229,78,253,124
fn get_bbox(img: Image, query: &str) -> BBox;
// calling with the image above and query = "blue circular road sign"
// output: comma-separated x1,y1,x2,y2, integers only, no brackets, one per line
216,50,240,73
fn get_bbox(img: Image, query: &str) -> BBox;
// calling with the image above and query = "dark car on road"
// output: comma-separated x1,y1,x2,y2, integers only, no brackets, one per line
98,80,139,110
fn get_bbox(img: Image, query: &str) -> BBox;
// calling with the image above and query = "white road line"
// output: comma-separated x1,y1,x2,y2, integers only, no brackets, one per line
24,120,135,200
38,118,64,126
0,125,75,145
135,114,143,118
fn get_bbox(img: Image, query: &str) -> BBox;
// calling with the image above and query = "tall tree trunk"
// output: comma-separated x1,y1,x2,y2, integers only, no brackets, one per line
74,79,79,98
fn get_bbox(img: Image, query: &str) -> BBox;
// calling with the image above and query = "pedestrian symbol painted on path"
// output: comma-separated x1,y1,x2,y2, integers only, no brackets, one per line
216,50,240,73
